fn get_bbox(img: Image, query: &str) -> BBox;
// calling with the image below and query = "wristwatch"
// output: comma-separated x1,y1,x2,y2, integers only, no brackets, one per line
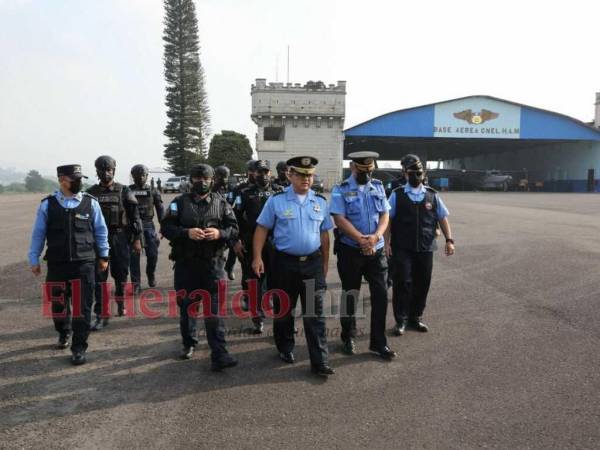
445,238,455,244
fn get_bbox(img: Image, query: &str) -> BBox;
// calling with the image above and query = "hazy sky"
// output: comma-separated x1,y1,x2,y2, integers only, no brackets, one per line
1,0,599,182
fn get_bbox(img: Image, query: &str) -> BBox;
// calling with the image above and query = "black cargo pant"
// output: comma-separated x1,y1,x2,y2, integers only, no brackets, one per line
337,243,389,349
94,230,130,317
270,250,328,367
391,249,434,323
239,236,273,325
174,256,229,361
129,222,160,287
46,261,95,352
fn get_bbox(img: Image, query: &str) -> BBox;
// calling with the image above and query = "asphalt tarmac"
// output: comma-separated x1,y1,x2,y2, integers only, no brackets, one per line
0,192,599,449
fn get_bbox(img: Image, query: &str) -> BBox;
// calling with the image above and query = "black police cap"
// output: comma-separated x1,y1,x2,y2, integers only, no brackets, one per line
246,159,258,171
401,154,423,170
286,156,318,175
57,164,87,179
190,164,214,178
95,155,116,170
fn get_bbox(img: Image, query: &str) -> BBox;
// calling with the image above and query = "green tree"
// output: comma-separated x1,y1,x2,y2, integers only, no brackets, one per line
25,170,46,192
207,131,253,174
162,0,211,175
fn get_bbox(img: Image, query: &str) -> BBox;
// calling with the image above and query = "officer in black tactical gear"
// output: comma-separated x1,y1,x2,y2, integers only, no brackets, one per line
271,161,290,190
161,164,239,372
233,159,282,334
129,164,164,293
28,164,109,365
225,160,257,280
213,165,237,280
88,155,143,330
386,154,455,335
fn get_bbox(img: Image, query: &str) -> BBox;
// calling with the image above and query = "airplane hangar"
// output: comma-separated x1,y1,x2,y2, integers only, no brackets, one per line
343,95,600,192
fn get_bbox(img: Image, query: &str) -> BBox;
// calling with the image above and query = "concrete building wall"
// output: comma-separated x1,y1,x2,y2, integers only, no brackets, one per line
251,79,346,189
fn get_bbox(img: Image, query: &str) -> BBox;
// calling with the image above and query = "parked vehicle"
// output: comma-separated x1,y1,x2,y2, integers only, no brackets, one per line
163,176,185,193
312,175,325,193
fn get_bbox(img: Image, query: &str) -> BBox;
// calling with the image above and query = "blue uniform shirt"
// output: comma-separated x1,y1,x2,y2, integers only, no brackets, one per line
28,190,110,266
329,176,390,250
388,184,449,220
257,188,333,256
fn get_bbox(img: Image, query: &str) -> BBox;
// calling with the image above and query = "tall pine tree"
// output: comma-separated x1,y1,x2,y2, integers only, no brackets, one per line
163,0,211,175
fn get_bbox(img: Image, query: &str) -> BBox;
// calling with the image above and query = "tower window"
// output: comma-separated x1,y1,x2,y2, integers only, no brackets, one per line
264,127,285,141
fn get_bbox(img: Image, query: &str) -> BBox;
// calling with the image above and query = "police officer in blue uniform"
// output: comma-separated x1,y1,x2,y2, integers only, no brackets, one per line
252,156,335,378
88,156,143,330
233,159,283,334
28,164,109,365
386,154,455,335
129,164,164,293
330,151,396,359
161,164,239,372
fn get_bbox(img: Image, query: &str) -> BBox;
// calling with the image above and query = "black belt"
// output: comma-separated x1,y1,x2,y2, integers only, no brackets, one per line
275,249,321,262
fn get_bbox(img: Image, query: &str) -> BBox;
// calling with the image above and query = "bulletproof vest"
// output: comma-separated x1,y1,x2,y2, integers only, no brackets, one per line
171,193,225,260
239,185,278,240
390,188,438,252
129,184,154,222
88,183,127,229
45,194,96,263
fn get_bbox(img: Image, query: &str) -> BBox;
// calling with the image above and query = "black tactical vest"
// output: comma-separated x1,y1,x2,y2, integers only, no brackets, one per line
390,188,438,252
129,185,154,222
171,193,225,260
239,185,279,241
87,183,127,229
45,194,96,263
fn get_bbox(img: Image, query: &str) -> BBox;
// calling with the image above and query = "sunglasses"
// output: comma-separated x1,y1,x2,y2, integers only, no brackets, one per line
407,170,424,176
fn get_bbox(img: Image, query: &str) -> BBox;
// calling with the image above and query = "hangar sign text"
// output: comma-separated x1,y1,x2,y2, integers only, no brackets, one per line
433,97,521,139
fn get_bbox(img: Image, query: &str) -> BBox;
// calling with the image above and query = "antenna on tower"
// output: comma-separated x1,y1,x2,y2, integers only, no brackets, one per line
275,54,279,82
286,45,290,84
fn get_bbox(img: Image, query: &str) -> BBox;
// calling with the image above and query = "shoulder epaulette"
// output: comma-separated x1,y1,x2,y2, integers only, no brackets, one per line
339,180,349,187
273,190,286,197
82,192,97,200
315,193,327,201
424,185,438,193
371,178,382,185
41,195,52,203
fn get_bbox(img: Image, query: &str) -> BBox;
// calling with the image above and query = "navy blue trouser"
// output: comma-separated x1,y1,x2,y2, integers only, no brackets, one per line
270,251,328,367
337,243,389,349
94,230,130,316
46,261,95,352
129,223,160,286
174,257,229,361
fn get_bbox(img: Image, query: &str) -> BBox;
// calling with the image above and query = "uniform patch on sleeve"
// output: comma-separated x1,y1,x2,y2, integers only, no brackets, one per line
170,202,178,212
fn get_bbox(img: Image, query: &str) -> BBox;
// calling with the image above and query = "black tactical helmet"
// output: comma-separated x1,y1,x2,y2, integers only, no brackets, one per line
276,161,288,171
214,165,230,178
246,159,258,171
190,164,214,178
130,164,149,176
95,155,116,170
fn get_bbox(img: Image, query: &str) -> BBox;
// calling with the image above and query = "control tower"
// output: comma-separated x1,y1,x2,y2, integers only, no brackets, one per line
251,79,346,189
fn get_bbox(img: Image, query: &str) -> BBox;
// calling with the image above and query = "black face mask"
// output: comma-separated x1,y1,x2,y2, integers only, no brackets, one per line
356,171,371,185
278,172,287,181
134,175,147,187
255,174,270,188
407,172,424,188
69,179,82,194
192,180,212,195
98,169,114,184
248,173,256,184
